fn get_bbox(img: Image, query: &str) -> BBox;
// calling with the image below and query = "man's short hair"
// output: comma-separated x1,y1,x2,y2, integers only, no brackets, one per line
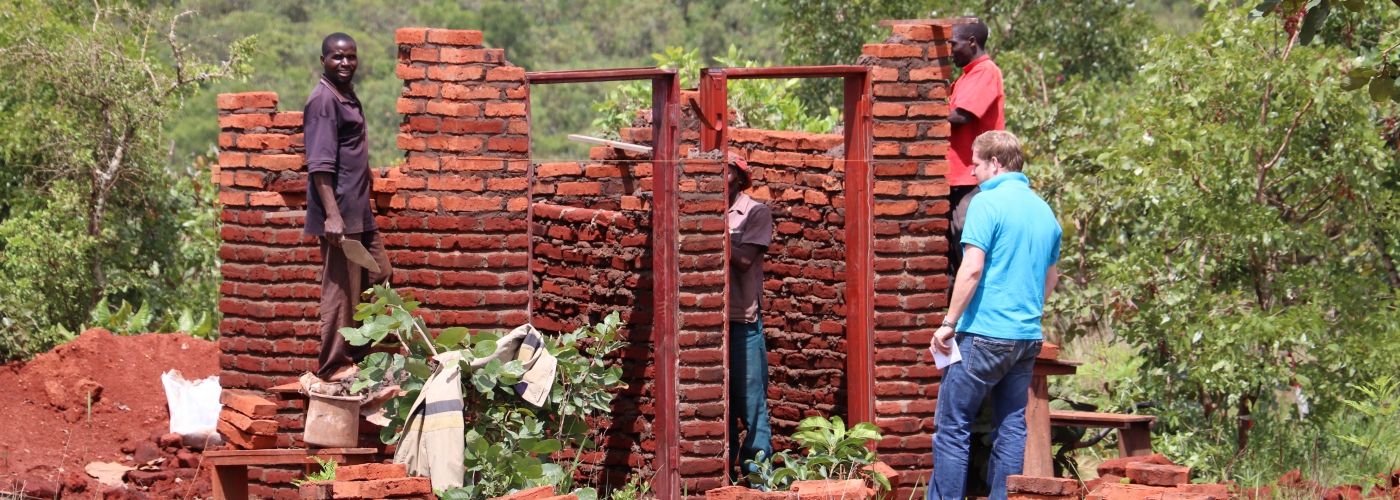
953,21,989,48
321,33,356,57
973,130,1025,172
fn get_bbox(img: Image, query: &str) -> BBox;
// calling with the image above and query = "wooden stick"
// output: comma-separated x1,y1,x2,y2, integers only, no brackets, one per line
567,134,653,154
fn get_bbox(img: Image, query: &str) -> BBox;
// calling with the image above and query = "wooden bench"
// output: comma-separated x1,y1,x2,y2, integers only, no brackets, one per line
204,447,378,500
1049,410,1155,457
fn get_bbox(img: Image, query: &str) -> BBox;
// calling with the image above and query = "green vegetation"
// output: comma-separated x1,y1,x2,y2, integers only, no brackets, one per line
343,286,627,499
746,416,889,492
291,457,339,487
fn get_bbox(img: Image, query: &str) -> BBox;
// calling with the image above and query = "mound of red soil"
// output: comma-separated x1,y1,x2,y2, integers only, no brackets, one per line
0,328,219,498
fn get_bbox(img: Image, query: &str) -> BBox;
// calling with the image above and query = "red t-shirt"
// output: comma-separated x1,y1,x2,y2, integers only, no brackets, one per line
947,55,1005,186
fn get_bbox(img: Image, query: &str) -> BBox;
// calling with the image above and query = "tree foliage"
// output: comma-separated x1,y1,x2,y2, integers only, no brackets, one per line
0,0,247,358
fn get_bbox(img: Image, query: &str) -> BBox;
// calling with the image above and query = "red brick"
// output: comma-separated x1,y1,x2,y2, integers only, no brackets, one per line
404,81,440,98
408,47,438,62
396,98,424,114
1006,475,1080,496
790,479,873,500
428,65,485,81
217,418,276,449
440,48,502,64
1097,453,1173,478
236,134,293,150
442,196,502,212
398,133,427,151
909,103,949,118
907,141,948,157
407,195,439,211
270,112,303,127
395,27,428,45
1126,462,1190,487
442,157,505,171
334,463,407,482
427,176,485,191
426,101,479,117
1085,483,1173,500
248,154,303,171
219,113,272,130
485,102,527,117
428,29,484,46
219,152,248,168
427,135,484,153
874,122,917,139
299,482,333,499
876,200,918,216
395,64,426,80
486,66,526,82
893,24,937,42
441,118,505,134
221,390,276,418
874,83,921,98
219,408,277,436
909,65,950,81
871,66,900,82
862,43,923,59
217,92,278,110
488,136,529,152
536,162,582,177
873,103,906,118
331,477,431,498
442,84,501,100
906,181,949,197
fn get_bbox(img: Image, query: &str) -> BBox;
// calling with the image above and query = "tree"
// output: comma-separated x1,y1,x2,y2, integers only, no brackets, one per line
1038,4,1400,477
0,0,250,358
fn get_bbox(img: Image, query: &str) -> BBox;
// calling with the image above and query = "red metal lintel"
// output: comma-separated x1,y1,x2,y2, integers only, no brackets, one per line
526,67,677,84
712,65,868,80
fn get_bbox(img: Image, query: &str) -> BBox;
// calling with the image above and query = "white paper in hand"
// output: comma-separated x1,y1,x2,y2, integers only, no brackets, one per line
930,339,962,370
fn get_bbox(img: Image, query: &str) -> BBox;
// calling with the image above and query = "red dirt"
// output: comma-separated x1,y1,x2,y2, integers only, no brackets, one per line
0,328,220,498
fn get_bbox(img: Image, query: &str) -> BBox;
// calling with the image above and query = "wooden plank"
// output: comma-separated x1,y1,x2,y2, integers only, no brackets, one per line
204,448,377,467
527,67,675,84
719,65,869,80
566,134,652,154
1050,410,1156,428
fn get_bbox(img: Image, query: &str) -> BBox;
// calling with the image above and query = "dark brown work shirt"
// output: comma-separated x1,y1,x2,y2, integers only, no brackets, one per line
303,76,375,236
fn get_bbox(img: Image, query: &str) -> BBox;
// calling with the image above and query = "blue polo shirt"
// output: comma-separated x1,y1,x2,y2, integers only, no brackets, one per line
956,172,1062,340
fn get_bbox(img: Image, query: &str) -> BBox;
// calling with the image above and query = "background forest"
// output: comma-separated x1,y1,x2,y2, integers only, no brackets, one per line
1,0,1397,490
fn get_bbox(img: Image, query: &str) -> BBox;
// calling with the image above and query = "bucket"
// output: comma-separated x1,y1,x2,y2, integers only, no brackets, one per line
303,393,362,448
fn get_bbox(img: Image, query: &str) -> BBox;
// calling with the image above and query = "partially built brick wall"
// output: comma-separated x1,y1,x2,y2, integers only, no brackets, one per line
215,20,954,499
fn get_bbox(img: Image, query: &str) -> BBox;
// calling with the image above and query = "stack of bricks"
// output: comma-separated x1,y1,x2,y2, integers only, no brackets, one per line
387,27,532,332
1081,454,1230,499
858,21,956,496
218,390,279,449
298,463,434,499
675,157,729,492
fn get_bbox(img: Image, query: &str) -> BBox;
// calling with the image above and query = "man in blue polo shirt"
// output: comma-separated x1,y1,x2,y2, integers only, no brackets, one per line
929,130,1061,499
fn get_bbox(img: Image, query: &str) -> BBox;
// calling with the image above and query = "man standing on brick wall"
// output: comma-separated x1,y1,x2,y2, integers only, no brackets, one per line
304,32,392,382
725,152,774,482
929,131,1059,499
946,20,1005,276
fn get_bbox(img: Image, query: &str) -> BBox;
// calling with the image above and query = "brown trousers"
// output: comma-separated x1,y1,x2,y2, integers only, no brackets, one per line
948,185,980,276
316,231,392,380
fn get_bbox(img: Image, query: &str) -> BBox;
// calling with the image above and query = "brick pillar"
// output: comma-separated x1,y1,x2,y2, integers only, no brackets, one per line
675,157,728,493
859,21,954,497
215,91,327,496
389,27,531,330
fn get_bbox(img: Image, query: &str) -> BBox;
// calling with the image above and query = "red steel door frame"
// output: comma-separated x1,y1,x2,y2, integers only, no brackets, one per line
525,68,682,500
697,66,876,469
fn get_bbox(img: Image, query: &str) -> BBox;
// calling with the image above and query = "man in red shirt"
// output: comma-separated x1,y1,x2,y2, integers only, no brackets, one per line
946,20,1005,274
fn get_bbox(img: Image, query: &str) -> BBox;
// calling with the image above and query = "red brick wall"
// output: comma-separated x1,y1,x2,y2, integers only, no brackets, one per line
215,20,953,498
863,22,954,496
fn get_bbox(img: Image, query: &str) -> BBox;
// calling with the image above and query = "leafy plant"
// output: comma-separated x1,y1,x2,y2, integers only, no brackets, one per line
291,458,338,487
606,469,652,500
747,415,888,492
342,286,627,499
1333,375,1400,493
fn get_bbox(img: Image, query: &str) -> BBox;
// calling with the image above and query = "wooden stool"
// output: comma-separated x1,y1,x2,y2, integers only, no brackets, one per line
204,447,378,500
1049,410,1156,457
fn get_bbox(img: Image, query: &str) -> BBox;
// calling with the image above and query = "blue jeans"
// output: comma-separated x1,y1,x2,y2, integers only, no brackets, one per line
930,334,1041,500
728,318,773,480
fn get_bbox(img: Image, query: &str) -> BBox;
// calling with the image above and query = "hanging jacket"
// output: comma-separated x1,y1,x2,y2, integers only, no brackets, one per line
393,350,466,491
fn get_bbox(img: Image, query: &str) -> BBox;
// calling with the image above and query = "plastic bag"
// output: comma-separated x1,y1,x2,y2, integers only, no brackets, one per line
161,369,222,436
